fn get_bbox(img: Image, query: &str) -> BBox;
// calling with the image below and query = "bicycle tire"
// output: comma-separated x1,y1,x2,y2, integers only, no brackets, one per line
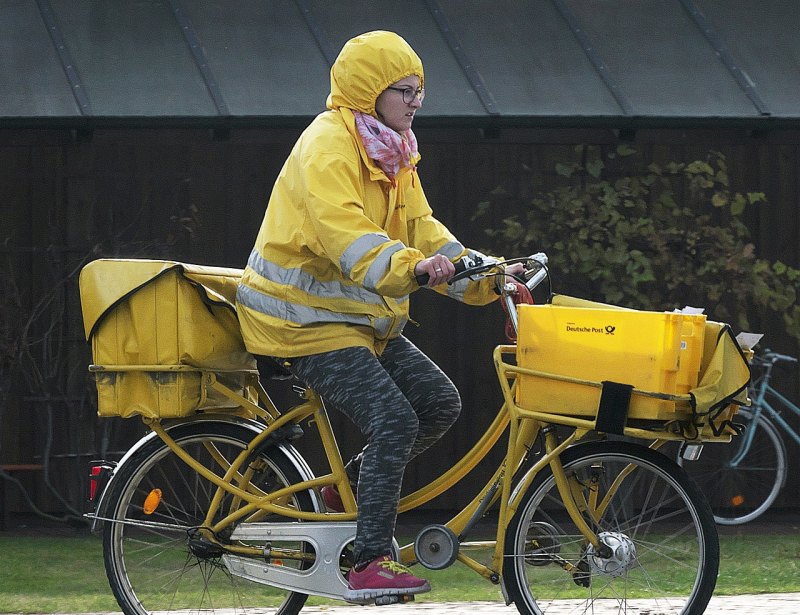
102,420,316,615
679,408,787,525
503,440,719,615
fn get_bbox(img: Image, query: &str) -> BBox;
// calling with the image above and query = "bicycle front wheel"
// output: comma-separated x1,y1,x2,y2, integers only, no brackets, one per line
504,441,718,615
679,408,787,524
102,420,316,615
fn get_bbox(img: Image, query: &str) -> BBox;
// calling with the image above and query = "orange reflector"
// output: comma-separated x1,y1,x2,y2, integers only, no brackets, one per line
143,488,162,515
730,494,745,507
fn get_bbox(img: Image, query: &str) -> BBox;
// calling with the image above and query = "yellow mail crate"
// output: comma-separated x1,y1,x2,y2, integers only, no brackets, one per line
516,304,707,420
80,259,257,419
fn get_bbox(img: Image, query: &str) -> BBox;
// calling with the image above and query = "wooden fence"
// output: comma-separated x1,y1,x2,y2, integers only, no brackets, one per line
0,125,798,520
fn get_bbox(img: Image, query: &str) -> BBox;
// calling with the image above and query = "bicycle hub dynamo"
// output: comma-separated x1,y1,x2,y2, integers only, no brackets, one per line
586,531,637,578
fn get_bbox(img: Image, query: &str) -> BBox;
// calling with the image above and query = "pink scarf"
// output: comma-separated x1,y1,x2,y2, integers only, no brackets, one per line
353,110,419,181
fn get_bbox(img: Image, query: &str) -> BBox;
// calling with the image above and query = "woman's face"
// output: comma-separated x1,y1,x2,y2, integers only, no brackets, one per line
374,75,423,132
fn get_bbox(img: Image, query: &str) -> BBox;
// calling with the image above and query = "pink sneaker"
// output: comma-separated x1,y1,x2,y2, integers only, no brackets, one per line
345,555,431,603
321,485,345,512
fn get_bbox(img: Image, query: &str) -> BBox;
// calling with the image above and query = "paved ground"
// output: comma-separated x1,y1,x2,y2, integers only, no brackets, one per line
23,594,800,614
295,593,800,613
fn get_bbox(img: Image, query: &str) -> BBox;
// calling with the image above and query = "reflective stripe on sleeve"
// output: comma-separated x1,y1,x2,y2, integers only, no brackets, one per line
363,242,404,292
340,233,392,277
446,277,470,302
436,241,466,260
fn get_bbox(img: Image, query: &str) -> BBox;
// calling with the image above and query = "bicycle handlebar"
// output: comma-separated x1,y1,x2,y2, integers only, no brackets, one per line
415,252,549,293
752,348,798,367
415,252,550,339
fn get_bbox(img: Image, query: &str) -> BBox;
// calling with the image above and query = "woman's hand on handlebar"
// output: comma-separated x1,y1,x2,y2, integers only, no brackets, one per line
414,257,526,288
414,254,456,287
493,262,526,293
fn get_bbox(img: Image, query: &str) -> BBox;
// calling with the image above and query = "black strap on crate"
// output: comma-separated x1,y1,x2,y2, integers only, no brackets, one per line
596,381,633,435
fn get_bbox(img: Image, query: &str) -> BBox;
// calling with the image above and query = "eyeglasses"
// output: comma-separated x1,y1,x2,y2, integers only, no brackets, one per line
386,86,425,104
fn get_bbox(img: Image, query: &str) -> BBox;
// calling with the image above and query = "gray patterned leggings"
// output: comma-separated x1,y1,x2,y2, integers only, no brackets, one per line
279,335,461,565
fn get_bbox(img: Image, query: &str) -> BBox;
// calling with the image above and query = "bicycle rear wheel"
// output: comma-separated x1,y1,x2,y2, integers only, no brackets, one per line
503,440,718,615
102,420,316,615
679,408,787,524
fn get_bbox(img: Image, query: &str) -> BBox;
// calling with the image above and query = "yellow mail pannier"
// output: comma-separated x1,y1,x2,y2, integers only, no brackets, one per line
79,259,257,419
515,297,751,440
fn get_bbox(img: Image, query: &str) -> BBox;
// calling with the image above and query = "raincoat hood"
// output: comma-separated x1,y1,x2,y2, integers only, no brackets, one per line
327,30,424,116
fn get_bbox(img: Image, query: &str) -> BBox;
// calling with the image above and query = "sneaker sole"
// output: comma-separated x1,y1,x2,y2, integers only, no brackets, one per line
344,581,431,604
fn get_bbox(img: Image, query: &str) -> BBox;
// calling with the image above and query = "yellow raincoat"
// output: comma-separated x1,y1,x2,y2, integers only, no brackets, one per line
236,31,499,358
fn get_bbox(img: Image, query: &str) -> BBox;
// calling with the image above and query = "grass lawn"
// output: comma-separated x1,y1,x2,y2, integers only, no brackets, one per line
0,531,797,613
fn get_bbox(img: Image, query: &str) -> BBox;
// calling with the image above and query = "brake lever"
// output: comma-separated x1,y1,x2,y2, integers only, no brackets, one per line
449,255,499,284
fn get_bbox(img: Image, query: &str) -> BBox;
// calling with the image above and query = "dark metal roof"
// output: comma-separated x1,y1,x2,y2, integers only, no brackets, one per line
2,0,800,128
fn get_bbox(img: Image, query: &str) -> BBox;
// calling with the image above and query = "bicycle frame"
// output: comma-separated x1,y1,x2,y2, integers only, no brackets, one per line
124,334,700,586
136,369,570,581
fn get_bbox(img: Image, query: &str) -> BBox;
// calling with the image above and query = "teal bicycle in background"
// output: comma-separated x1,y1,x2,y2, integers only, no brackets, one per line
679,349,799,524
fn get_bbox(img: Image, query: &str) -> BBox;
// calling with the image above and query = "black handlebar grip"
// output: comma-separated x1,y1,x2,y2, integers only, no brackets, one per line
415,258,467,286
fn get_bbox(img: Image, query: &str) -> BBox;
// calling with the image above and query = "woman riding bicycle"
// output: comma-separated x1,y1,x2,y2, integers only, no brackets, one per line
236,30,520,602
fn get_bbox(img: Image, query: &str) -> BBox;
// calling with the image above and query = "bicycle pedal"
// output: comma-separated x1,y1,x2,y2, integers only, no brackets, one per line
374,594,415,606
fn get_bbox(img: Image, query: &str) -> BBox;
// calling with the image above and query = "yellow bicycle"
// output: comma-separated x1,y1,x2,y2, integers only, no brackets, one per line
79,253,750,615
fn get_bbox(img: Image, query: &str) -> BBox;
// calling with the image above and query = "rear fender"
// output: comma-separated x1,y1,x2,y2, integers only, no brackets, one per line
88,415,318,532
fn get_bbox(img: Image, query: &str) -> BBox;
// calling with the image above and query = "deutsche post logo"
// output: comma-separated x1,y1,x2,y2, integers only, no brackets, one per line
565,323,617,335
